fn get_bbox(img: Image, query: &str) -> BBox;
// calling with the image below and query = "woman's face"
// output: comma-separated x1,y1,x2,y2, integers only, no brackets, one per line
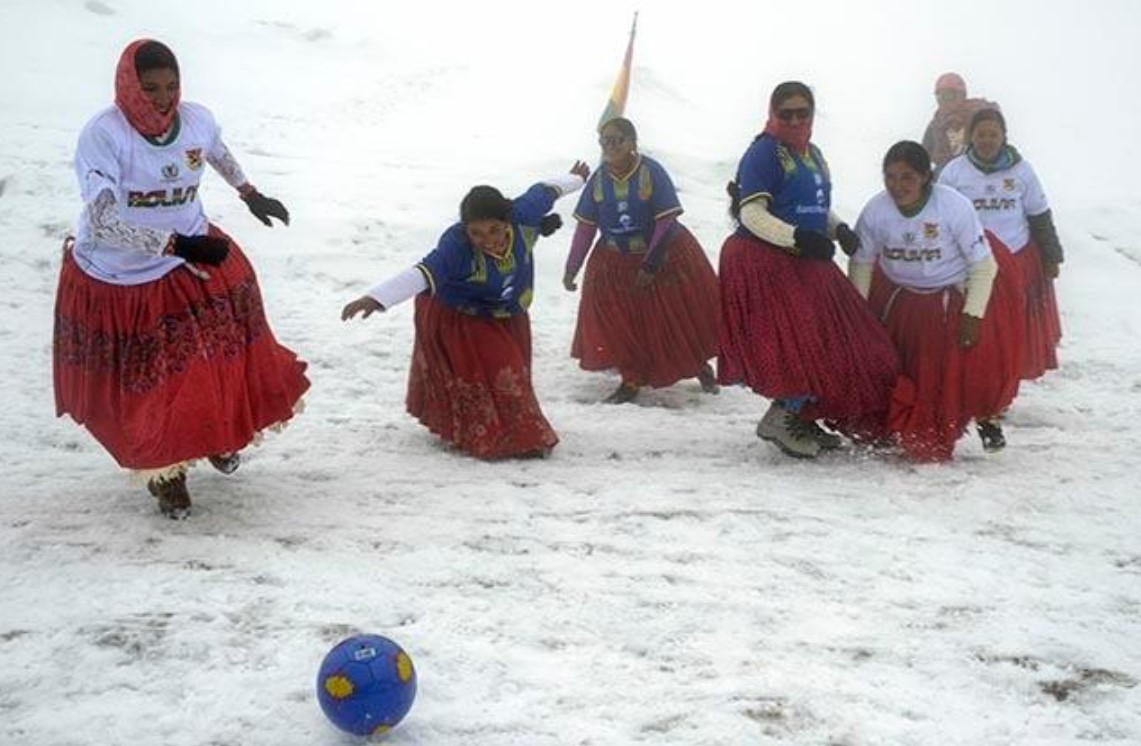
466,218,510,255
139,68,179,115
599,123,636,170
970,120,1005,161
884,160,929,208
773,93,813,125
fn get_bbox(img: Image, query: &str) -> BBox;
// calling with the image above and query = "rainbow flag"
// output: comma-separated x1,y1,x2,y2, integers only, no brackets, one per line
597,12,638,131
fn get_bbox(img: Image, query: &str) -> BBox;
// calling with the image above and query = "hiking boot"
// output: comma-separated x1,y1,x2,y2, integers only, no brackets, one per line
697,363,720,394
805,420,843,450
756,402,821,459
604,382,640,404
208,452,241,475
977,420,1006,453
147,473,191,520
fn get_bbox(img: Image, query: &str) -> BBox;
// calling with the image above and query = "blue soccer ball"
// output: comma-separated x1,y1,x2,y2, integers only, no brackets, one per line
316,634,417,737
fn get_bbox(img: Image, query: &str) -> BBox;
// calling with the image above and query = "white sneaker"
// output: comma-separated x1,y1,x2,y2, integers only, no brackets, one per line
756,402,822,459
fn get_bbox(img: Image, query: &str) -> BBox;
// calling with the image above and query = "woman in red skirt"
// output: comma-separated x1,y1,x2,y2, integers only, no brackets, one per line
53,39,310,518
719,81,901,459
851,141,1022,461
562,117,719,403
938,107,1064,381
342,163,589,459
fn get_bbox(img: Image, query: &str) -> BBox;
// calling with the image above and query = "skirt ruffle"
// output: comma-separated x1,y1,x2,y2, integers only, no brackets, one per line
570,226,720,387
406,295,558,459
53,226,310,470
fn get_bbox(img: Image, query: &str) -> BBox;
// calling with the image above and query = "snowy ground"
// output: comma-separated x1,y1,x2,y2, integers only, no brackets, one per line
2,1,1140,744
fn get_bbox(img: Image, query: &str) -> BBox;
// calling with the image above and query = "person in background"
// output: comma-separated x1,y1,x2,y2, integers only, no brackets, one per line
939,107,1064,381
922,72,997,174
341,163,589,460
563,117,720,404
53,39,310,519
851,141,1023,461
719,81,900,459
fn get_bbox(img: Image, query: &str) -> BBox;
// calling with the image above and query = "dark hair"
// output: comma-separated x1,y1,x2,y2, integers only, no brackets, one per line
883,140,933,178
770,81,814,111
599,116,638,145
968,107,1006,139
460,185,512,224
134,40,179,77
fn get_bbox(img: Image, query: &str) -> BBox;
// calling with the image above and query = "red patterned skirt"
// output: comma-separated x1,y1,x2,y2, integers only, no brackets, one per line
570,226,720,387
53,227,310,470
717,234,900,429
406,294,558,459
1008,239,1062,380
874,241,1022,462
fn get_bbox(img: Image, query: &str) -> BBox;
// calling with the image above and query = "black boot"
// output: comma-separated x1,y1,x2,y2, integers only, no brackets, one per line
977,420,1006,453
208,452,241,475
147,473,191,519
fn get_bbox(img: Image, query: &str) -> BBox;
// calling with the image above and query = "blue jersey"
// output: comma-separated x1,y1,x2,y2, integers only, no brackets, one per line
418,183,555,318
735,134,831,235
573,155,682,252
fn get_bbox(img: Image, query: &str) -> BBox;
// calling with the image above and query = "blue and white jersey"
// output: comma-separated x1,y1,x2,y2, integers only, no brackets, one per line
572,155,682,252
735,133,831,235
417,184,556,318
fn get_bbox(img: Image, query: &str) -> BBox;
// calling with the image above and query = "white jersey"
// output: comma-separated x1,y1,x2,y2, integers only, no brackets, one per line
854,184,991,290
72,101,246,285
937,153,1049,253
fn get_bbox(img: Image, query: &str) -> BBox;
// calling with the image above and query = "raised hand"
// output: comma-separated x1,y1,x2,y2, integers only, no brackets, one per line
341,296,384,321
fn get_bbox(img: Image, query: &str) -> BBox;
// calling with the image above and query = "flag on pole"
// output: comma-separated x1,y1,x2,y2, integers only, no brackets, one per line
597,12,638,131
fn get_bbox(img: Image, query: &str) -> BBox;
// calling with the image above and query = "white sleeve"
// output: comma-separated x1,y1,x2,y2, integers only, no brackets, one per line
962,254,997,318
739,198,796,247
205,139,250,191
852,203,880,264
542,173,586,197
848,259,873,299
367,266,429,310
87,188,174,256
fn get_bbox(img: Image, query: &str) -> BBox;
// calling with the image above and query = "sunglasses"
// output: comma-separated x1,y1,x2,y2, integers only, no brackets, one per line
599,135,628,148
775,107,812,123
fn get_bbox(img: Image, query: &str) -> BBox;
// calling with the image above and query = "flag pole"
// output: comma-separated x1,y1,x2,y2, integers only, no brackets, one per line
597,11,639,131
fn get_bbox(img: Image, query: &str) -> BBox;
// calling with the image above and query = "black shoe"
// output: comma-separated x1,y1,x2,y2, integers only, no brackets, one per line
147,474,192,519
208,452,241,475
977,420,1006,453
604,382,640,404
697,363,720,394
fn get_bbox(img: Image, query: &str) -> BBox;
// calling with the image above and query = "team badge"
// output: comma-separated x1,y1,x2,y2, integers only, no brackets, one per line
1002,178,1016,191
185,148,204,170
923,222,940,239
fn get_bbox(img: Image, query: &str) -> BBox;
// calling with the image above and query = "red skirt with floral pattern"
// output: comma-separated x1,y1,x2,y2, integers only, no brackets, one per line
570,225,720,388
53,226,309,469
406,294,558,459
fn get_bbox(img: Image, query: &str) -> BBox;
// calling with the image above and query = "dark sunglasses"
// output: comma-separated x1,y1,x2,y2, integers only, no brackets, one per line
599,135,628,148
775,107,812,123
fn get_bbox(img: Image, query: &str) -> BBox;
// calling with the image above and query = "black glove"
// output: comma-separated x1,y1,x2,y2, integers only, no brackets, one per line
538,213,563,237
241,189,290,227
835,223,860,256
792,227,836,261
171,234,230,265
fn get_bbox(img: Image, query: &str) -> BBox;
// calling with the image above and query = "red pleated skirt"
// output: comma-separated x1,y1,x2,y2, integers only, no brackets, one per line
406,294,558,459
717,234,900,430
1008,239,1062,380
875,238,1022,462
570,226,720,387
53,227,310,470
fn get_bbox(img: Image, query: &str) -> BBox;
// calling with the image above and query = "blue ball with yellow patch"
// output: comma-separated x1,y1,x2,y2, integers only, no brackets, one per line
316,634,417,736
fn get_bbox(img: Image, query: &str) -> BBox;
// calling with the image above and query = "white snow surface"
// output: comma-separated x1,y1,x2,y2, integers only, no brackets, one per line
2,1,1140,744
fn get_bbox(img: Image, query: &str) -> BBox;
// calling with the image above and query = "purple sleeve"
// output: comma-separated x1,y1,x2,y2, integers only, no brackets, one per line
640,214,679,273
565,221,597,279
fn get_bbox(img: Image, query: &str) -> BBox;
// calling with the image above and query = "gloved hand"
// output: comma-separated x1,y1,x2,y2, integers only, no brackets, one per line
835,222,860,256
171,234,230,265
958,313,982,348
241,189,290,227
792,227,836,261
539,213,563,237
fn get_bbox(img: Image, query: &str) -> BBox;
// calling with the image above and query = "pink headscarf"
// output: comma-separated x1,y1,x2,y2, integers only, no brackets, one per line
114,39,180,137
